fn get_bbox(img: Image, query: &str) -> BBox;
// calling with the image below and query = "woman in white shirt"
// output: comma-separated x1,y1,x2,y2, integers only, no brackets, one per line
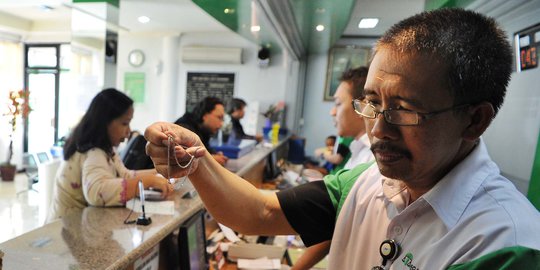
48,88,171,221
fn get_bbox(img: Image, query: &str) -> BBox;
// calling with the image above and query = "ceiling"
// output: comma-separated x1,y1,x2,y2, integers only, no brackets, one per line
0,0,428,54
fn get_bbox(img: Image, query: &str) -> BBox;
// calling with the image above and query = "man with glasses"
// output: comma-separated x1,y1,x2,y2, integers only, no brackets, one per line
174,96,228,165
147,8,540,269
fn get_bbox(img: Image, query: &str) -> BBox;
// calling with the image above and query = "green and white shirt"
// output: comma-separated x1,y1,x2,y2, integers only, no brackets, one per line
277,140,540,269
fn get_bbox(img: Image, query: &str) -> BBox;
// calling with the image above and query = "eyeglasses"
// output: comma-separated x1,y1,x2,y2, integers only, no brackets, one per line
352,99,469,126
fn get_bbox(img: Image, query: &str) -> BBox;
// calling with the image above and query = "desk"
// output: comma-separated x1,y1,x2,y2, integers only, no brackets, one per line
226,136,290,187
0,137,290,270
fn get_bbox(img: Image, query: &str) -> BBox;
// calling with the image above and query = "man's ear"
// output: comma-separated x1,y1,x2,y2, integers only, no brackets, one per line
462,102,495,141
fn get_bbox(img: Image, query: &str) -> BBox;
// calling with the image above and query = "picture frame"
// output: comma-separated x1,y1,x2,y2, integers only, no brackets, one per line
324,46,370,101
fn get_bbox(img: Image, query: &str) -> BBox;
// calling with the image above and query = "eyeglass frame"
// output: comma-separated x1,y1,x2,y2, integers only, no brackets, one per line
351,99,470,126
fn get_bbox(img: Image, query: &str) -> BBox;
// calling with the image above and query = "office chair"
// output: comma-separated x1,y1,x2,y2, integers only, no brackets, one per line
17,153,39,196
120,135,154,170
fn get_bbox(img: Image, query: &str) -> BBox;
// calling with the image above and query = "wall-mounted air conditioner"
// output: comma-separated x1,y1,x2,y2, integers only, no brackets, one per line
181,46,243,64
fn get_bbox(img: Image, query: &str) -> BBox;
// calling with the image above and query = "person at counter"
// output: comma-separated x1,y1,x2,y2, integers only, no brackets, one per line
227,98,262,142
174,97,228,166
145,8,540,269
292,66,374,270
48,88,171,222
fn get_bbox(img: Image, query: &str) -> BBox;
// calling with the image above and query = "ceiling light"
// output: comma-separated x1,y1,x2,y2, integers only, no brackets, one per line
251,25,261,32
224,8,235,14
138,16,150,24
358,18,379,29
316,25,325,32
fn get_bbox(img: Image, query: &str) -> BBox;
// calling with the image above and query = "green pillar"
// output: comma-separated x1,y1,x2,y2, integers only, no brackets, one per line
528,133,540,211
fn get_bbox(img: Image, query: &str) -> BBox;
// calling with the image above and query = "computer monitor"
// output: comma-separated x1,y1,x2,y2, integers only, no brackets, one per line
36,152,50,164
178,210,208,270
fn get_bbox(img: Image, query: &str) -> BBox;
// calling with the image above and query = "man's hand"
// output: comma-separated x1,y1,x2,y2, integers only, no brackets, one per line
144,122,206,179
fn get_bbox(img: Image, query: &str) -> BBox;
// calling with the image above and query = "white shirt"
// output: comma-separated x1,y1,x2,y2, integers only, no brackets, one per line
328,140,540,269
343,133,373,169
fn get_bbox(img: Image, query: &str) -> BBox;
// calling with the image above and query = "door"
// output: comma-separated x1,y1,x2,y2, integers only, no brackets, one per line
24,44,60,153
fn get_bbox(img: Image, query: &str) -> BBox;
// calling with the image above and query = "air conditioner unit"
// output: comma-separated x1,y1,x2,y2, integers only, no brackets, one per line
181,46,243,64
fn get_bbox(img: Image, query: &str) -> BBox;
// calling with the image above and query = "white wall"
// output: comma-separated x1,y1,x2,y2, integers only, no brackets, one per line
116,33,166,133
481,1,540,193
117,30,297,136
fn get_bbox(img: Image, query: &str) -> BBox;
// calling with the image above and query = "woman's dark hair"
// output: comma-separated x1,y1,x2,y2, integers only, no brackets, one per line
192,96,223,122
227,98,247,114
63,88,133,160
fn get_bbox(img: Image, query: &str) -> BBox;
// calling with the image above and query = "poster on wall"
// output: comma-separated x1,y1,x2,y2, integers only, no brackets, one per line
124,72,146,103
186,72,235,112
324,46,370,101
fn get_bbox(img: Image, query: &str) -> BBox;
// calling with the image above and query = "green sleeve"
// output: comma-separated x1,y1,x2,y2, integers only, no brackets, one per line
329,136,355,174
323,161,374,218
447,246,540,270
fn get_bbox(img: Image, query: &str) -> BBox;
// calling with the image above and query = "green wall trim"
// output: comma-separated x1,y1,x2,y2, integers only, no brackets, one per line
528,130,540,211
424,0,476,10
73,0,119,8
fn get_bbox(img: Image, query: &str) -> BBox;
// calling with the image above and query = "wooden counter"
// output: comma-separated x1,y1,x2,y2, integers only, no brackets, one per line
0,137,290,270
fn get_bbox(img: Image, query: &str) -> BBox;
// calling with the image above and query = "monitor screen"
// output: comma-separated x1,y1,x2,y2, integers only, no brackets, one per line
36,152,50,164
179,210,208,270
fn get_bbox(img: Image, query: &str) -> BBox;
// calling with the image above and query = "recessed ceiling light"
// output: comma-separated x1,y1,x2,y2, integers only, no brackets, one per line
224,8,235,14
358,18,379,29
138,16,150,24
316,25,325,32
251,25,261,32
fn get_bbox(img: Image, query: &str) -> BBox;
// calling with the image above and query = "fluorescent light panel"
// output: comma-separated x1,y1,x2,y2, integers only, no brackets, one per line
358,18,379,29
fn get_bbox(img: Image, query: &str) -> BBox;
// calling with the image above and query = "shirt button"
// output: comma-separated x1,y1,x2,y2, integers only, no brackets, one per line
393,226,403,235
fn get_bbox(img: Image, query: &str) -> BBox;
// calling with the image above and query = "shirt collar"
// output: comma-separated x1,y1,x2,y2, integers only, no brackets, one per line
421,139,498,229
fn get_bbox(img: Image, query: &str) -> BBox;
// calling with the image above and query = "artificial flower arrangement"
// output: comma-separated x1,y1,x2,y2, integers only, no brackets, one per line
2,89,31,167
262,101,285,126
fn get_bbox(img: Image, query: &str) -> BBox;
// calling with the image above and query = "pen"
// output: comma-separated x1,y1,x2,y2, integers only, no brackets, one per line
138,180,146,214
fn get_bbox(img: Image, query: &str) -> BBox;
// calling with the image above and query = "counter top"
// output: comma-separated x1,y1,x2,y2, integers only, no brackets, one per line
0,186,203,270
0,137,290,270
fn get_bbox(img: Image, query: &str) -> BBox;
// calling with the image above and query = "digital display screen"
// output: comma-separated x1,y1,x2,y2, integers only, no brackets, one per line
520,45,538,70
516,24,540,72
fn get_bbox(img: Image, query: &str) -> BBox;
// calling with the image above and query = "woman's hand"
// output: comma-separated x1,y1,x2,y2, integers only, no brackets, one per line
144,122,206,179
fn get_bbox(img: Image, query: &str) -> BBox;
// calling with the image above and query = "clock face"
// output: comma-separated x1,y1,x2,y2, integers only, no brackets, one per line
128,50,145,67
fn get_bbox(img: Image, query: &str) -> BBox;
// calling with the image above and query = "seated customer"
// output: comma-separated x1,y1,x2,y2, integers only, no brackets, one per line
174,97,228,165
48,88,172,222
227,98,262,142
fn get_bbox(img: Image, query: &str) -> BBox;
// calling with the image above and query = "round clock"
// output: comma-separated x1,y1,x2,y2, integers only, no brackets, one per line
128,49,145,67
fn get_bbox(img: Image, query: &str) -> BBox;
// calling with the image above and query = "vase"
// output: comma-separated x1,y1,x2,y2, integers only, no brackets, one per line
0,164,16,181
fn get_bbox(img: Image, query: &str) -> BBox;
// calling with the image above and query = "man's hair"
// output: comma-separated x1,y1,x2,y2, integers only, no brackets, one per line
376,8,512,115
192,96,224,122
327,135,337,142
227,98,247,114
64,88,133,160
340,66,369,100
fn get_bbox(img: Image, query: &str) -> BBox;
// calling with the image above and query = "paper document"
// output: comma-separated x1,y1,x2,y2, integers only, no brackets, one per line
126,198,175,215
218,223,242,243
237,257,281,269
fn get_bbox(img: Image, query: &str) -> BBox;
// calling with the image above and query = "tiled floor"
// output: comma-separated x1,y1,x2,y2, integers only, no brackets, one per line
0,174,48,243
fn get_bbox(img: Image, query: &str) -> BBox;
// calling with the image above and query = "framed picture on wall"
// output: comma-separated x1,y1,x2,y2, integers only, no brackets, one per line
324,46,370,101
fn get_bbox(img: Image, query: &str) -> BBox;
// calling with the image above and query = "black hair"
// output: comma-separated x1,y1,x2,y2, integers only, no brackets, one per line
227,98,247,114
327,135,337,142
192,97,224,123
63,88,133,160
340,66,369,100
376,8,512,115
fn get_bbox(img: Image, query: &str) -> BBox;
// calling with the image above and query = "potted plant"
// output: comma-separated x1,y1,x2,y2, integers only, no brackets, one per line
1,89,31,181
